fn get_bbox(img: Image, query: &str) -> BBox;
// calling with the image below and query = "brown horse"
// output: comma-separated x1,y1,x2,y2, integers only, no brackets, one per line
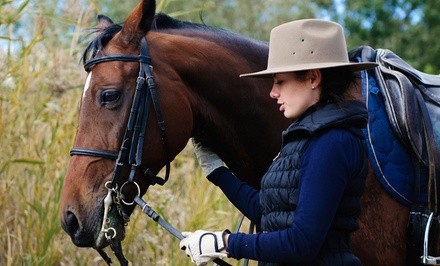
60,0,420,264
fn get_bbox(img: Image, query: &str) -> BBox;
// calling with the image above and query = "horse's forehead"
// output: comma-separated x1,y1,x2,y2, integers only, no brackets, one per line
82,72,93,100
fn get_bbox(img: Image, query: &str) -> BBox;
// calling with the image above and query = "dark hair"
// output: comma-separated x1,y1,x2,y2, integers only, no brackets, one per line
294,67,357,106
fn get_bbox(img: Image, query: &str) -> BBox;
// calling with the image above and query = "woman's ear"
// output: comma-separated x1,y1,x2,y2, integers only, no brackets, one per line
309,69,322,89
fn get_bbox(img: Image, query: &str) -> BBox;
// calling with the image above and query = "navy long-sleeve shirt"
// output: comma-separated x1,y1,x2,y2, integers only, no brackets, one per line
207,129,365,263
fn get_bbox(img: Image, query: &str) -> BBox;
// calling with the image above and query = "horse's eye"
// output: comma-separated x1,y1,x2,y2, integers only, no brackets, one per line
100,89,121,107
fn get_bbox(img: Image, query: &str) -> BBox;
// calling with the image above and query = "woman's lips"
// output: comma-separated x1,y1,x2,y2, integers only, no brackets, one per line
279,103,285,112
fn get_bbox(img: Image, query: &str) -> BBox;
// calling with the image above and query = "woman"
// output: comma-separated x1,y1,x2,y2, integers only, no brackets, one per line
180,19,377,265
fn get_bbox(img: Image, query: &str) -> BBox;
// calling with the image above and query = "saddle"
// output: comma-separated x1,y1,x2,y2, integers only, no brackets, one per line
350,46,440,264
350,46,440,214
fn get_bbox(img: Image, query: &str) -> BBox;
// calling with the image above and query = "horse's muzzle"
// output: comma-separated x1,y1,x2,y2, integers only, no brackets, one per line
61,204,126,249
61,209,96,247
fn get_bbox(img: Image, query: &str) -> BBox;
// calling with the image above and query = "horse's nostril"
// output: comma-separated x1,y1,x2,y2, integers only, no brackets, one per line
62,210,95,247
64,210,80,236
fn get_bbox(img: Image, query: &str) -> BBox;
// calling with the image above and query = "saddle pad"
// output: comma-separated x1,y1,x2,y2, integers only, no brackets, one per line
361,71,428,206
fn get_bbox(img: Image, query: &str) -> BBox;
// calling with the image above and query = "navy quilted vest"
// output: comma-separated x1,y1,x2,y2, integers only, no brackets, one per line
259,101,368,266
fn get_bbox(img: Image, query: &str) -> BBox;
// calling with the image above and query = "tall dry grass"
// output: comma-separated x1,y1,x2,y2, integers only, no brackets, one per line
0,0,252,265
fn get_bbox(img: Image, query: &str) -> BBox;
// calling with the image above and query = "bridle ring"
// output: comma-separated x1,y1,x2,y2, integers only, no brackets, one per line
105,180,117,191
120,181,141,205
104,227,116,240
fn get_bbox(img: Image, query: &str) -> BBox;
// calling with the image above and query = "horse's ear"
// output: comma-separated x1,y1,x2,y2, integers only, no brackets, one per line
120,0,156,46
95,15,114,37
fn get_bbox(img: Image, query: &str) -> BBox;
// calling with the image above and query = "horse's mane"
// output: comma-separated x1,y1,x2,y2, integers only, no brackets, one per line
82,13,267,66
152,13,213,31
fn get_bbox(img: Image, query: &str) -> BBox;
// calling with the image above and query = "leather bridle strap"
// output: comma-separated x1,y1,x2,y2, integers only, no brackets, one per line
84,55,139,72
70,37,170,187
69,147,118,160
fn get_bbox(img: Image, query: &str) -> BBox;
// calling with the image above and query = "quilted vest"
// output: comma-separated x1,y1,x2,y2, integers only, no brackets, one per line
259,101,368,266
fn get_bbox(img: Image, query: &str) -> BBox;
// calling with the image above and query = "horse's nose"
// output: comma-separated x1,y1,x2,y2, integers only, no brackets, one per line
62,210,81,237
61,209,95,247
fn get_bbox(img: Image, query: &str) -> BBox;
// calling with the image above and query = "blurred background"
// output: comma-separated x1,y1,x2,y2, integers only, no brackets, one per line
1,0,439,265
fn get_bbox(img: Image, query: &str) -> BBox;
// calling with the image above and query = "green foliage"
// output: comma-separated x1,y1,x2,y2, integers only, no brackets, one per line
342,0,438,72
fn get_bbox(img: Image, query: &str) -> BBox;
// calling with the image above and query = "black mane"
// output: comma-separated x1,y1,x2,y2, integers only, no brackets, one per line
152,13,211,31
81,23,123,67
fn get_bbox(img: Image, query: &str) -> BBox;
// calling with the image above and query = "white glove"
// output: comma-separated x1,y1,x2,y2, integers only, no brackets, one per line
192,138,224,176
180,229,230,266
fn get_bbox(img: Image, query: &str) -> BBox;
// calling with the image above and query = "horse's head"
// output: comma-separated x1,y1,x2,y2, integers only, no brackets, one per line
59,0,193,249
60,0,289,256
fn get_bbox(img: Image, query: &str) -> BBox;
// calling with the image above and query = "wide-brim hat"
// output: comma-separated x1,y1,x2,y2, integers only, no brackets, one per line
241,19,377,78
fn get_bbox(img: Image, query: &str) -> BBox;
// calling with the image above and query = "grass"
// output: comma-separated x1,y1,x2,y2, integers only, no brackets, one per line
0,0,255,265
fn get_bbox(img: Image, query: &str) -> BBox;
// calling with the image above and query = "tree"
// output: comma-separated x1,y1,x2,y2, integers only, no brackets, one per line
341,0,439,73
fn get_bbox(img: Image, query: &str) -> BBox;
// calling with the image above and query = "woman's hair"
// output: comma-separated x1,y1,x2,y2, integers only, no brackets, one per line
319,67,357,105
295,67,357,106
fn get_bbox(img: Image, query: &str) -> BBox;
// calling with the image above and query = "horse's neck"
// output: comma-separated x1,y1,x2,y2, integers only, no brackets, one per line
193,95,282,187
152,30,289,186
188,56,289,187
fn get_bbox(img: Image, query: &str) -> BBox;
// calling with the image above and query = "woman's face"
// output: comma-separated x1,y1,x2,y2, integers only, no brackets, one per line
270,71,321,120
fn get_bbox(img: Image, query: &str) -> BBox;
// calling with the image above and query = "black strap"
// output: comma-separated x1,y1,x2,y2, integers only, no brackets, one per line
414,88,440,214
70,147,118,160
84,55,142,71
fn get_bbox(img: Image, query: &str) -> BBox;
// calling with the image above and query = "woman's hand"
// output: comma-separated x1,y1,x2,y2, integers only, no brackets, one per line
180,229,230,266
192,138,224,176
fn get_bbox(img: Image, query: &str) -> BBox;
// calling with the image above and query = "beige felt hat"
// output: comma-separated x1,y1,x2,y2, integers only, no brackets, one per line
241,19,377,78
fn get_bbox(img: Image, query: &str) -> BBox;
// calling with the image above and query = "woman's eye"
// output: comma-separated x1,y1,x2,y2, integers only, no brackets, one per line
100,90,121,106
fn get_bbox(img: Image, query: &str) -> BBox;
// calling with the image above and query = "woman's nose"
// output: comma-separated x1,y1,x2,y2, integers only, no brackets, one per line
270,86,279,99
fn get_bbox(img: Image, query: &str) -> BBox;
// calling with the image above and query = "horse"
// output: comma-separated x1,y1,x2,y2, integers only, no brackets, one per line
59,0,428,264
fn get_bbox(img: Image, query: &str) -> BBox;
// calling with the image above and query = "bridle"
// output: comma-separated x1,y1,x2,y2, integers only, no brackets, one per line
70,37,172,264
70,36,232,266
71,37,171,187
